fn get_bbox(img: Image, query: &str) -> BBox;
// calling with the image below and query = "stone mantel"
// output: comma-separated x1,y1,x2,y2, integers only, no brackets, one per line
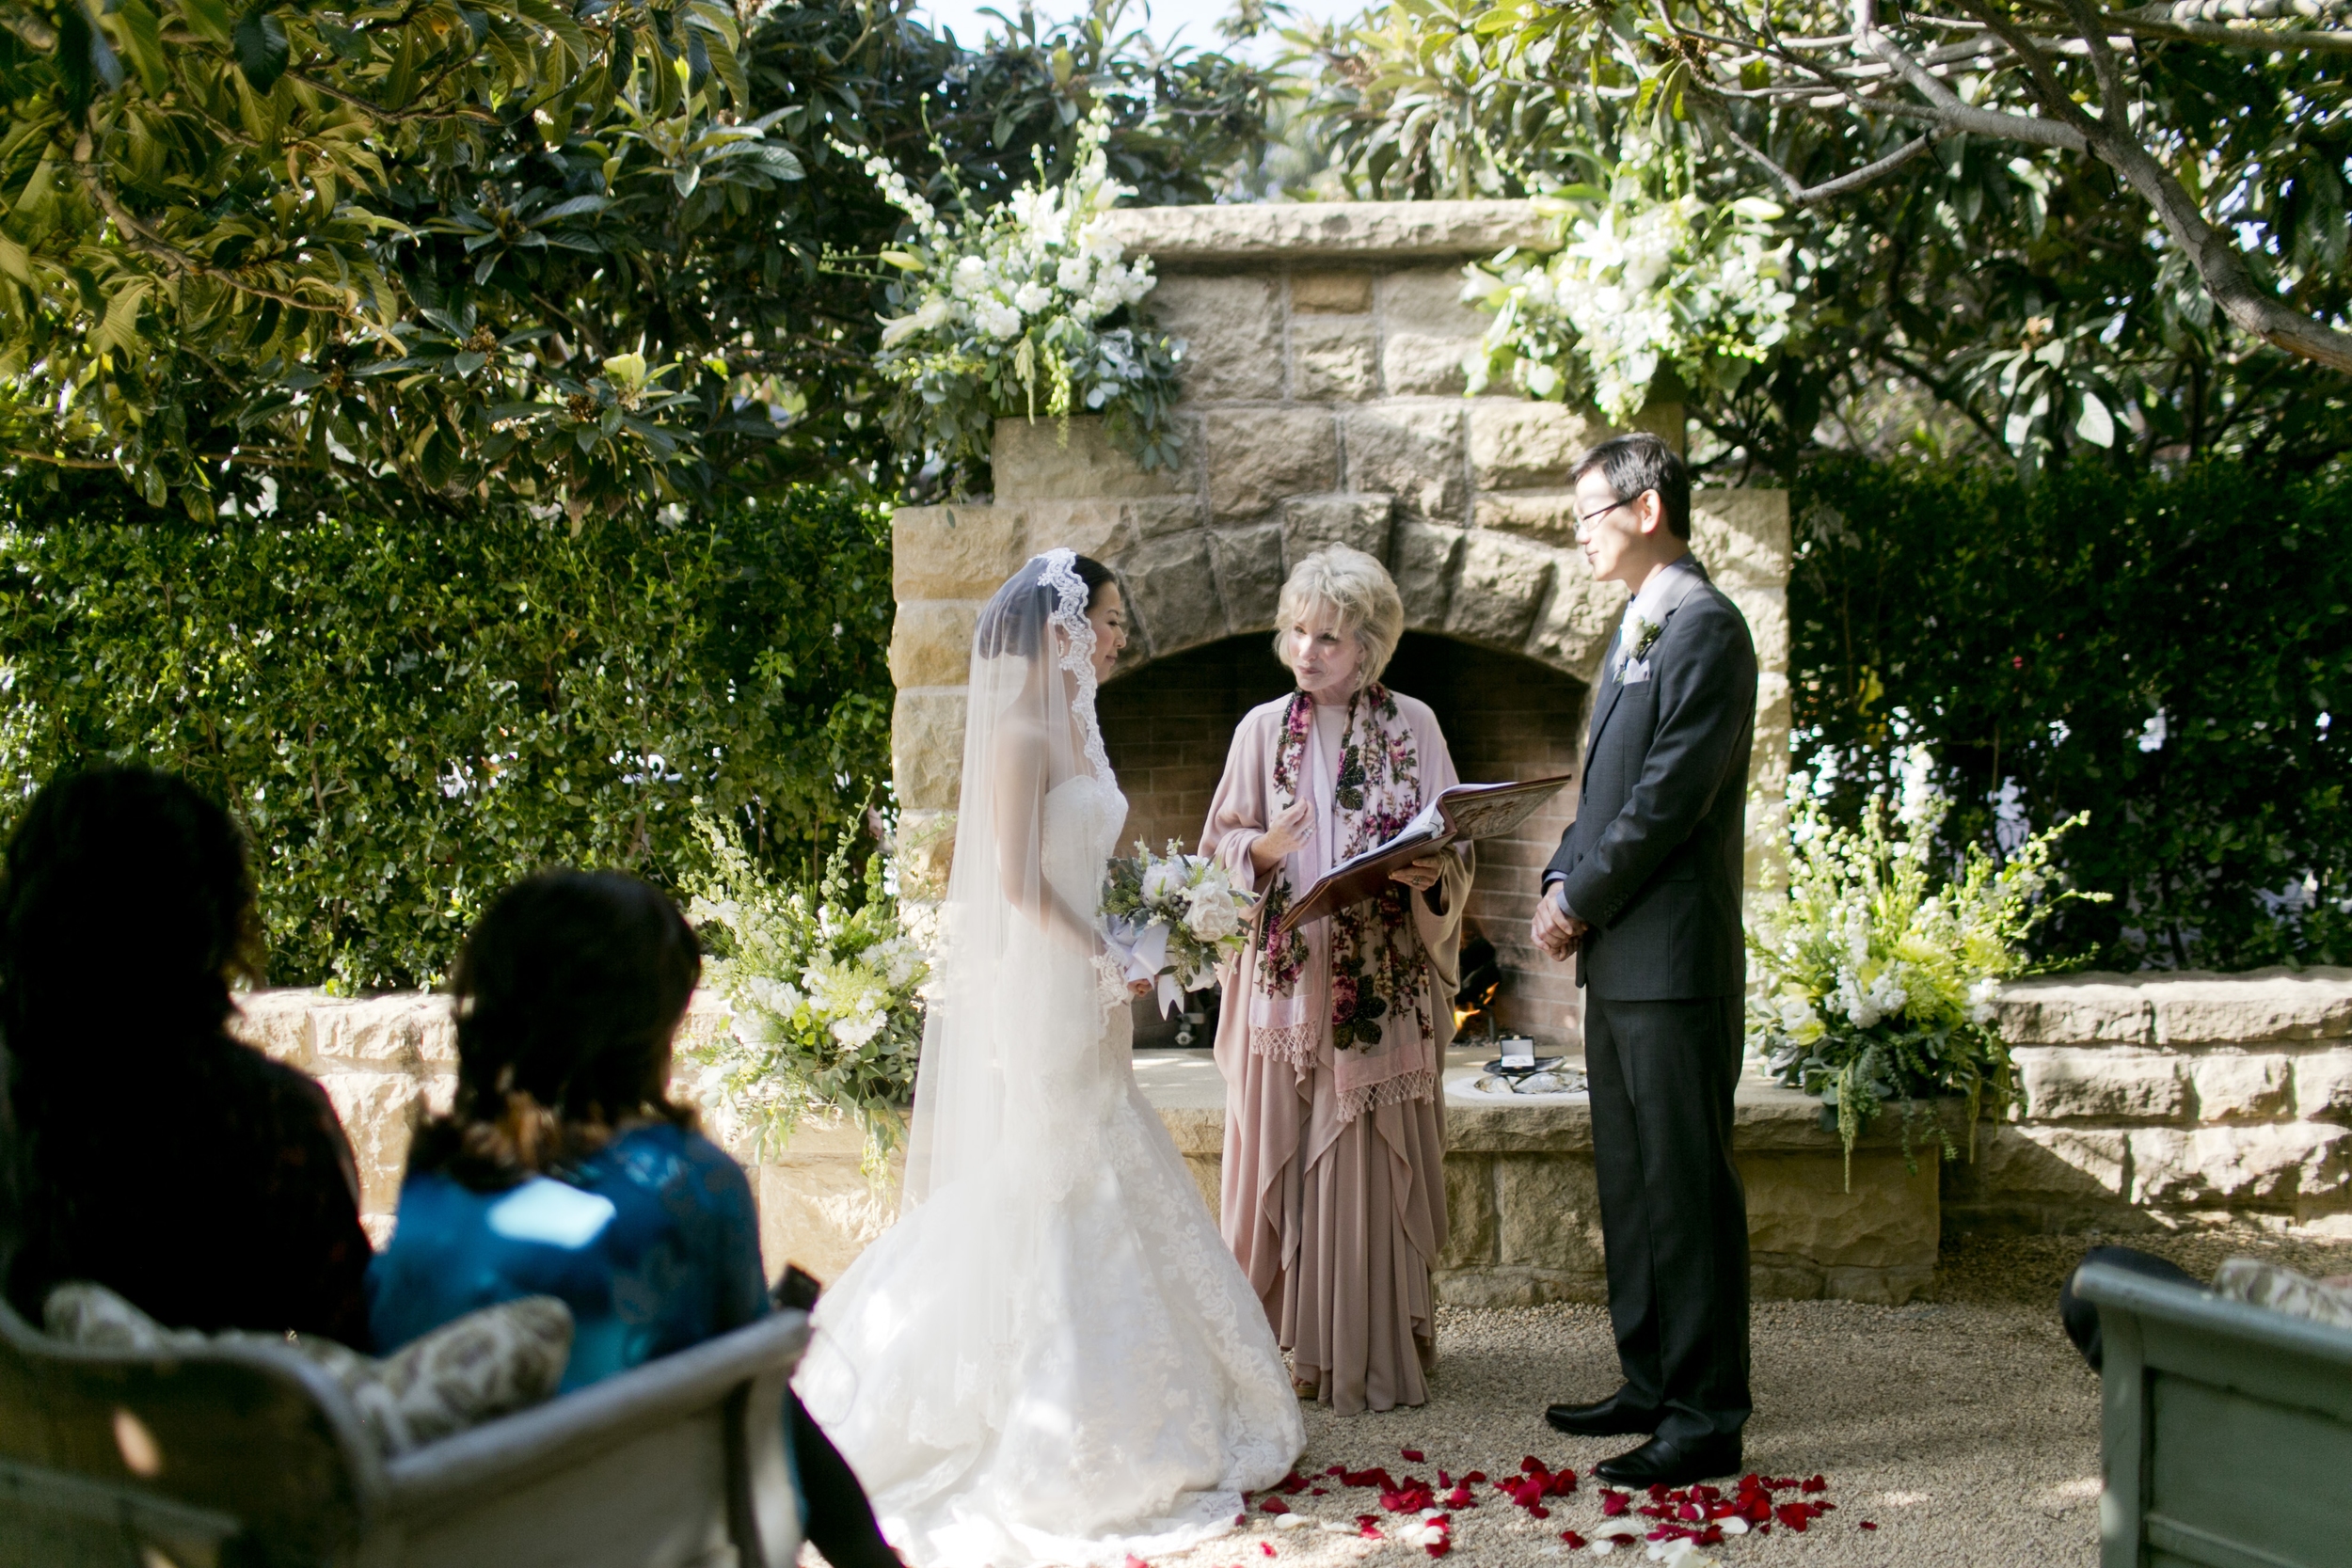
1099,200,1556,265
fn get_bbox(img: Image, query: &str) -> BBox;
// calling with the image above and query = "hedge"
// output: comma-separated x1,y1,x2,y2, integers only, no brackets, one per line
0,478,895,990
1790,455,2351,972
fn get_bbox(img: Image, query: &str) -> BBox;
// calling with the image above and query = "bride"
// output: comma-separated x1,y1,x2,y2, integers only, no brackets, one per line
797,549,1306,1567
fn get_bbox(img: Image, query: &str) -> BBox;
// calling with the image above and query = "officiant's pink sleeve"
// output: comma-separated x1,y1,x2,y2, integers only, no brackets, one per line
1201,702,1281,895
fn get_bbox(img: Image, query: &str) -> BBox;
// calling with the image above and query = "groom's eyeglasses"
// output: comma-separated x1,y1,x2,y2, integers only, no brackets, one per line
1576,496,1639,532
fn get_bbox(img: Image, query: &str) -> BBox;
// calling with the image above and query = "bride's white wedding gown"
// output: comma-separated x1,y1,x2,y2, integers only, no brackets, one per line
796,771,1306,1568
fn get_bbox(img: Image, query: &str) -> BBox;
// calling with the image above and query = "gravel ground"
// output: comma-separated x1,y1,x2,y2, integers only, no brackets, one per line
1143,1226,2352,1568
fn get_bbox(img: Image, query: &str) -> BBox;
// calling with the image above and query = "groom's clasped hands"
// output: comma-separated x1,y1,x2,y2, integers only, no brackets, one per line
1529,888,1590,961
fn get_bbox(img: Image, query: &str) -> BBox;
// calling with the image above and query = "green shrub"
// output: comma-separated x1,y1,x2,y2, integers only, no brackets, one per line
0,478,895,991
1790,456,2352,971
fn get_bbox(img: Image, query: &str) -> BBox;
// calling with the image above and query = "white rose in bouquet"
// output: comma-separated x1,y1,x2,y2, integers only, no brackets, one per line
1183,886,1240,942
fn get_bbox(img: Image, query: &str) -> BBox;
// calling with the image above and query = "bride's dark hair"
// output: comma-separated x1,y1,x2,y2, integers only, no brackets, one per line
976,553,1117,659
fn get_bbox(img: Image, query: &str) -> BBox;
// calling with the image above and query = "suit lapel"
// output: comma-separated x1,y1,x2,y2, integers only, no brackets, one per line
1584,559,1710,754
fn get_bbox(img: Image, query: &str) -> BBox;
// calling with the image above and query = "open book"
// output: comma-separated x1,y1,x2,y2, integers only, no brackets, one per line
1275,774,1575,935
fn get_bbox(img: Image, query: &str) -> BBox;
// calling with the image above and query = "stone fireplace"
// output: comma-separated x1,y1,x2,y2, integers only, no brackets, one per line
888,200,1792,1050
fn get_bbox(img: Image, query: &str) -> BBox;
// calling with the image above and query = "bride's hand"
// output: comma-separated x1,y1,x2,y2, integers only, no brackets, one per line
1127,978,1153,999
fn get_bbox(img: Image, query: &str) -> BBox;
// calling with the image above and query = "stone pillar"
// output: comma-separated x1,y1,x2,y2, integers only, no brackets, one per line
887,201,1790,970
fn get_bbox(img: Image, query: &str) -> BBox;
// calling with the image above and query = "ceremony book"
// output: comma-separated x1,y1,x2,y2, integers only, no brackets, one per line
1275,774,1575,934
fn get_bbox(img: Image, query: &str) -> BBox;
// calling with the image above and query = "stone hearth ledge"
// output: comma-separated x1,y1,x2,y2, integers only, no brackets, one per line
1140,1047,1943,1308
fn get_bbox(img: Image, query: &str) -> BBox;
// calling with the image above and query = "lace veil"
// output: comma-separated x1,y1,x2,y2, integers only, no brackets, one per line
901,549,1114,1209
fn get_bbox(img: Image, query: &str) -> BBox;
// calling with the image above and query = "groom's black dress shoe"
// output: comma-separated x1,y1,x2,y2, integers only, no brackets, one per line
1593,1432,1743,1488
1544,1389,1662,1437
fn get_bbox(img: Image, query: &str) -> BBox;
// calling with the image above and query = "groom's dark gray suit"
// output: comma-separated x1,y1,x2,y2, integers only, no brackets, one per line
1545,553,1756,1444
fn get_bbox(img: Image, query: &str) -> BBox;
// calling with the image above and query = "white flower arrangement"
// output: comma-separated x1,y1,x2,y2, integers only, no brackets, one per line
845,107,1186,474
1102,840,1259,1014
678,814,930,1174
1463,150,1800,422
1749,780,2104,1180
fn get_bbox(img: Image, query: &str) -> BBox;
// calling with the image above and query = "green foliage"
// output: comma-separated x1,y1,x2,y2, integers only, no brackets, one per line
678,812,928,1171
1291,1,2352,479
1750,793,2096,1177
1791,454,2352,972
0,0,1288,516
0,469,893,990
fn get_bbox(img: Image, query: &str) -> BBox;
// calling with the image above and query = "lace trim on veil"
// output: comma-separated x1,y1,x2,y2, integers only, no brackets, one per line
1039,547,1113,782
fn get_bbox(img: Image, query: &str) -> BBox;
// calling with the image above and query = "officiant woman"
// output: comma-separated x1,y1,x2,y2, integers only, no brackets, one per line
1202,544,1470,1414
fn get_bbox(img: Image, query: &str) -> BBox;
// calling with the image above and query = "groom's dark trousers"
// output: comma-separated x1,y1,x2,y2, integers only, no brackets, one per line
1546,556,1756,1444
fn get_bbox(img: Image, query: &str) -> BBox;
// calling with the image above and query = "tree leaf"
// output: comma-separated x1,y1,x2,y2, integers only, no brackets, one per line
2075,392,2115,449
233,7,291,94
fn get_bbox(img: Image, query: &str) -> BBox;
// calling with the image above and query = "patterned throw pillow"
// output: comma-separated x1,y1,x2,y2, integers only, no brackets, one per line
2214,1258,2352,1331
43,1283,573,1456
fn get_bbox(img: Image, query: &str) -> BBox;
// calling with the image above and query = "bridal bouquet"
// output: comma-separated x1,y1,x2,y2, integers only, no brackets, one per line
1102,841,1257,1015
1749,780,2102,1180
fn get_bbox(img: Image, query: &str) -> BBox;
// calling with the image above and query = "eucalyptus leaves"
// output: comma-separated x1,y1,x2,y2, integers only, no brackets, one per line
848,106,1185,476
1749,775,2103,1180
1464,150,1800,423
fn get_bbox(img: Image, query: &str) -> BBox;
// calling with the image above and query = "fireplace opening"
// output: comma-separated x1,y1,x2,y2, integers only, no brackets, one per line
1098,631,1592,1052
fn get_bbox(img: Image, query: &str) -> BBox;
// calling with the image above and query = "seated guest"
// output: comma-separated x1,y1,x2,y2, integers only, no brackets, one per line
0,768,373,1346
369,870,895,1568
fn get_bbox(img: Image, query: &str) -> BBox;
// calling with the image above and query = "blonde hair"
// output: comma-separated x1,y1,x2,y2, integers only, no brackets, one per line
1273,544,1406,692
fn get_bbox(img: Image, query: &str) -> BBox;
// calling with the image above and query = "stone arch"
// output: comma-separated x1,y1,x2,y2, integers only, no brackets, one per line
1099,629,1591,1049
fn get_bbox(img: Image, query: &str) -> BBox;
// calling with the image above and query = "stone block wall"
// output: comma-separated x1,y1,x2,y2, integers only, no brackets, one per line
887,199,1792,1044
1946,967,2352,1237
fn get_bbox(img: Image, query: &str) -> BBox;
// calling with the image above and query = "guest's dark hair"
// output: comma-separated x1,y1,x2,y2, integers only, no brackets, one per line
2,768,262,1056
408,870,701,1192
975,552,1118,659
1572,432,1691,541
0,768,264,1286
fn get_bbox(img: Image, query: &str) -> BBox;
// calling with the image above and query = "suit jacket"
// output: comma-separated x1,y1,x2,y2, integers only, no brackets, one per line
1547,557,1757,1002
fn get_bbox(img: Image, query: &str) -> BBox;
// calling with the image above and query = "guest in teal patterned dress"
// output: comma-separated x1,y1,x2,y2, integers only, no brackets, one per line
368,870,896,1568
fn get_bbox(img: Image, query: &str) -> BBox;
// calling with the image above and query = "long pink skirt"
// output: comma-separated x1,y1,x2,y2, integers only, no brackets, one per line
1218,1037,1448,1415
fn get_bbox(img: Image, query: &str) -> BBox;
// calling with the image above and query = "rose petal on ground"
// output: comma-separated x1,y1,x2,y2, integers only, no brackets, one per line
1275,1515,1309,1532
1311,1488,1327,1497
1561,1530,1587,1549
1600,1491,1631,1517
1402,1449,1425,1463
1257,1545,1275,1559
1801,1476,1827,1495
1859,1521,1878,1531
1260,1499,1290,1515
1461,1472,1488,1486
1438,1469,1452,1489
1716,1516,1748,1536
1522,1456,1546,1474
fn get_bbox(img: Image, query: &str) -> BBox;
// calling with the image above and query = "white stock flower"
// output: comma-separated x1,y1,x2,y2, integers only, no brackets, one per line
1012,280,1054,316
976,299,1023,341
951,256,988,297
1966,975,2002,1025
1055,255,1090,292
1140,859,1185,901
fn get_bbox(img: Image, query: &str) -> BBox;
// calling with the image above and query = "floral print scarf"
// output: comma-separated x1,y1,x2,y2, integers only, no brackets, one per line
1248,685,1438,1118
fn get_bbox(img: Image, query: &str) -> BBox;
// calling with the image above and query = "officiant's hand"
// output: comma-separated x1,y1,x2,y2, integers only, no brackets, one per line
1389,855,1443,892
1251,799,1316,870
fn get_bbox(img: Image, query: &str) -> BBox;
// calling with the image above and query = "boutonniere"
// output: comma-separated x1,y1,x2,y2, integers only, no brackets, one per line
1625,612,1664,663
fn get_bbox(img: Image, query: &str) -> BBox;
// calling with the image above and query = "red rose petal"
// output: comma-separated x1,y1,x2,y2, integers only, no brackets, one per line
1560,1530,1587,1549
1461,1471,1488,1486
1443,1486,1475,1509
1529,1506,1550,1520
1437,1469,1452,1489
1775,1504,1811,1532
1521,1456,1545,1475
1600,1491,1630,1517
1860,1521,1879,1531
1125,1557,1149,1568
1258,1546,1276,1559
1260,1499,1290,1515
1802,1475,1828,1495
1311,1488,1327,1497
1402,1448,1425,1463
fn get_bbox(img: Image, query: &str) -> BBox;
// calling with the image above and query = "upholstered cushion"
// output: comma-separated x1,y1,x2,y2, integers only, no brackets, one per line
44,1283,573,1456
2214,1258,2352,1331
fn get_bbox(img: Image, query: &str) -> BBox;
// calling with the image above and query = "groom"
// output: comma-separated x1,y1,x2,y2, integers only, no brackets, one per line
1531,433,1757,1487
